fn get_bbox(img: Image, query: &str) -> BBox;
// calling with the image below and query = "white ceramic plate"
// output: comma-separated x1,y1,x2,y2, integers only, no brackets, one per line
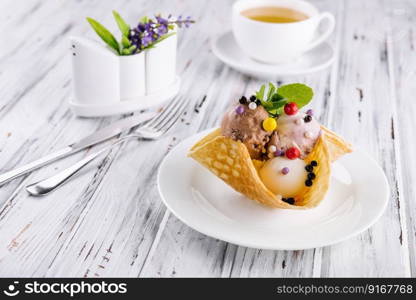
158,129,389,250
212,32,335,78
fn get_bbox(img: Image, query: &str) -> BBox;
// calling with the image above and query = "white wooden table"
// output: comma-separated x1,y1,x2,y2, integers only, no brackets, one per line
0,0,414,277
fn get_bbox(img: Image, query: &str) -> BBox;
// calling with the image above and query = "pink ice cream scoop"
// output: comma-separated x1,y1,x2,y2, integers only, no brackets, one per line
268,112,321,158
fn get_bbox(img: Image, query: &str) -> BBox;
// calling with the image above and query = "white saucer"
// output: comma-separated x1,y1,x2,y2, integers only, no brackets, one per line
158,129,389,250
212,32,336,78
69,77,181,118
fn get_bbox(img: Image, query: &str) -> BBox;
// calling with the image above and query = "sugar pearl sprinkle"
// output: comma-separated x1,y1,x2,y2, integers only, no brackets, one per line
306,109,314,116
304,160,318,187
235,105,245,115
304,131,312,138
282,197,295,205
248,102,257,110
274,149,284,157
281,167,290,175
268,145,277,153
295,119,303,125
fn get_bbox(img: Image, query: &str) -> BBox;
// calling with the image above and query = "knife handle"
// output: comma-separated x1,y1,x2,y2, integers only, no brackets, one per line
0,146,74,185
25,136,135,196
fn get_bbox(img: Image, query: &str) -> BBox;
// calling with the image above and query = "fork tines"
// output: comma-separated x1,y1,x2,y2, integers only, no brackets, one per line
147,96,190,133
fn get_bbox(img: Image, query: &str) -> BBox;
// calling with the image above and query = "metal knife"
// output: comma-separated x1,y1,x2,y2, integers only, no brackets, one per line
0,112,156,185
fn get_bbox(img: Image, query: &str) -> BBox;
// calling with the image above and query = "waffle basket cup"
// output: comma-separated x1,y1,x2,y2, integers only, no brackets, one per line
188,126,352,209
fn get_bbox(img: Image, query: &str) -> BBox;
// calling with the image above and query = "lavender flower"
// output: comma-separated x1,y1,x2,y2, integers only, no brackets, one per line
157,24,168,35
141,33,154,47
156,15,168,25
172,15,194,28
128,14,195,53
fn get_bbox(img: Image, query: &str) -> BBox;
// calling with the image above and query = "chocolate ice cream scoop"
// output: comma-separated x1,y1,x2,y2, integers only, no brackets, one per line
268,112,321,158
221,104,271,159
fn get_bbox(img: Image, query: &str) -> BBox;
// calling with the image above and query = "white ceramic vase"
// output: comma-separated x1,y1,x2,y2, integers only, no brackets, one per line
119,53,146,100
145,33,177,94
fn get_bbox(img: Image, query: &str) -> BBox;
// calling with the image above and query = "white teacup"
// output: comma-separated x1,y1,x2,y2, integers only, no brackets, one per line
232,0,335,64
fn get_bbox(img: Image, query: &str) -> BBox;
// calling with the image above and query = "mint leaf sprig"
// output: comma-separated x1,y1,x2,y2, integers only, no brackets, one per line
255,83,314,116
113,11,137,55
86,17,121,54
86,11,136,55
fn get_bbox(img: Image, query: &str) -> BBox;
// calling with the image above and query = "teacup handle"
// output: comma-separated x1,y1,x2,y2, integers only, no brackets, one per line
304,12,335,52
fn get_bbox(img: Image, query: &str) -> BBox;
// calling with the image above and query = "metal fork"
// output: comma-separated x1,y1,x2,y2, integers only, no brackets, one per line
26,96,189,196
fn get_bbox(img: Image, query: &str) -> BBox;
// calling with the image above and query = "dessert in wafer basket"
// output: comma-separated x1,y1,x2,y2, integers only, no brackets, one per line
189,83,352,209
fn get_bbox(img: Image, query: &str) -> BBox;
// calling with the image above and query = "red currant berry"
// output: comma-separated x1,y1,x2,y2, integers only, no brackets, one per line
286,147,300,159
284,102,298,115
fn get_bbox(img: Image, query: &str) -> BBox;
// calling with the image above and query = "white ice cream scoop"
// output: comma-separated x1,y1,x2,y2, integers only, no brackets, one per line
259,156,307,197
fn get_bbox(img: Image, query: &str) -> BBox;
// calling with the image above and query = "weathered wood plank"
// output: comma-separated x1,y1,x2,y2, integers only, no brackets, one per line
0,0,143,276
388,0,416,277
0,0,413,277
318,0,411,277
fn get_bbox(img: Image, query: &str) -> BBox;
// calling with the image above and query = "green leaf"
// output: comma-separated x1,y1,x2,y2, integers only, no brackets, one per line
121,35,131,48
267,100,288,114
157,31,175,43
121,48,131,55
255,84,266,101
270,93,284,102
266,82,276,101
120,45,137,56
277,83,314,108
140,16,149,23
113,10,130,37
146,32,176,49
86,17,120,54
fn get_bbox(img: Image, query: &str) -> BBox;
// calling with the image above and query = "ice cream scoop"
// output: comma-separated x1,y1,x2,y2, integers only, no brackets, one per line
190,82,353,209
268,112,321,158
221,103,271,159
259,156,307,197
